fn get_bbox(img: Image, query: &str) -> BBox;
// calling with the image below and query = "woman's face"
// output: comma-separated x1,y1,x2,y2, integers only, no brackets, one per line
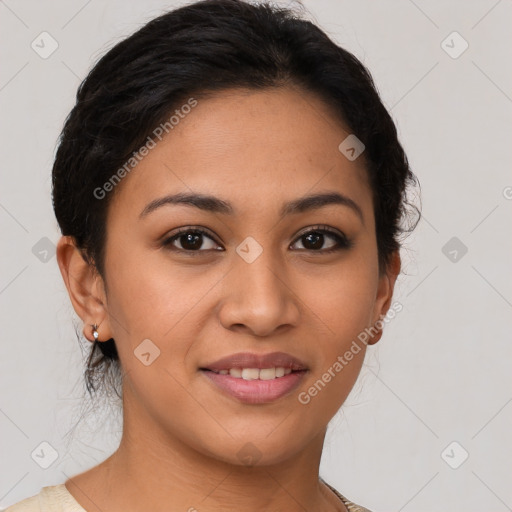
91,86,398,465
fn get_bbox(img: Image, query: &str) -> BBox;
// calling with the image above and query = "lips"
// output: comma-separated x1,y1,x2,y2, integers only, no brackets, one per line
200,351,308,372
199,352,308,404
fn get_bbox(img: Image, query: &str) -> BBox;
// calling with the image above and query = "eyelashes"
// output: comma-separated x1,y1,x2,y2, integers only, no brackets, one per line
161,225,353,254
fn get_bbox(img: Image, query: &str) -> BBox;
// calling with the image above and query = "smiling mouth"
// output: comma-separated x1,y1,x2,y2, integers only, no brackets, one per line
198,351,309,404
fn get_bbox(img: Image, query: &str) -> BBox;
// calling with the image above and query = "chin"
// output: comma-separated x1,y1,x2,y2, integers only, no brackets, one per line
198,426,317,468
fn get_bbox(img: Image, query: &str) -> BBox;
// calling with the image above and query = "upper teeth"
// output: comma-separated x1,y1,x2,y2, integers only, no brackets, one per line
215,368,293,380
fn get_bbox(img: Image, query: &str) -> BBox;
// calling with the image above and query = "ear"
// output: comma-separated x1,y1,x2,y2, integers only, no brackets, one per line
367,250,401,345
56,236,113,343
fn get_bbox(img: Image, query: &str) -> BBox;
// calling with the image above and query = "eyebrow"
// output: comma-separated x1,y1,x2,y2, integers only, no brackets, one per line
139,191,364,223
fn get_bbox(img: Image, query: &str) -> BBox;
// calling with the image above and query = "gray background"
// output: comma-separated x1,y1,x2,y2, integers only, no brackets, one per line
1,1,511,511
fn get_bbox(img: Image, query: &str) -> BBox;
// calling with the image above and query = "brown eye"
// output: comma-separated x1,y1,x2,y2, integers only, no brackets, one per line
291,227,352,253
163,229,222,252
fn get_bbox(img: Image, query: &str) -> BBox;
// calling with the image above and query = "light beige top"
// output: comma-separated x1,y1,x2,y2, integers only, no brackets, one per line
4,485,85,512
4,482,373,512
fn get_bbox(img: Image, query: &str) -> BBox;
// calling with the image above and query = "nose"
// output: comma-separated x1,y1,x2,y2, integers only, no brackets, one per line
217,250,301,338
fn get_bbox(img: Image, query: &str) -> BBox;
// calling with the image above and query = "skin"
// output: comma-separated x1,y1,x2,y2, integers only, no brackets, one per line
57,86,400,512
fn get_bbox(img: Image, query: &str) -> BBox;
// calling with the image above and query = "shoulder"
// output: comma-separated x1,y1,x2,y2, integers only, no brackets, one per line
3,484,86,512
323,480,374,512
2,494,39,512
3,492,40,512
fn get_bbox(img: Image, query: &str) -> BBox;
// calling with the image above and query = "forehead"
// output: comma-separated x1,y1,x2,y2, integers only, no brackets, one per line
108,87,373,222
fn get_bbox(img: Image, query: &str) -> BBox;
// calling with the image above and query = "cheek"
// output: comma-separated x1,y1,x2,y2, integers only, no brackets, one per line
294,266,375,418
298,258,378,345
103,248,218,367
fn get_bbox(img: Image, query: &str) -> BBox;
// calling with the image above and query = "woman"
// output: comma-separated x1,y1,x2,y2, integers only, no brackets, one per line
7,0,419,510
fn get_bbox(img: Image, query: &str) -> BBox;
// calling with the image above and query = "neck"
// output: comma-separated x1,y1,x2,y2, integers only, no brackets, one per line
65,389,345,512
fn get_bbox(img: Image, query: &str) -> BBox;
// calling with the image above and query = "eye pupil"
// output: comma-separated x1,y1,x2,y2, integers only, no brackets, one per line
181,233,202,250
303,232,323,250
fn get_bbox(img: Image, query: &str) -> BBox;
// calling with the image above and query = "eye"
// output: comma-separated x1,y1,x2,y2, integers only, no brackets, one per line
162,225,352,254
291,225,352,253
162,227,223,252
